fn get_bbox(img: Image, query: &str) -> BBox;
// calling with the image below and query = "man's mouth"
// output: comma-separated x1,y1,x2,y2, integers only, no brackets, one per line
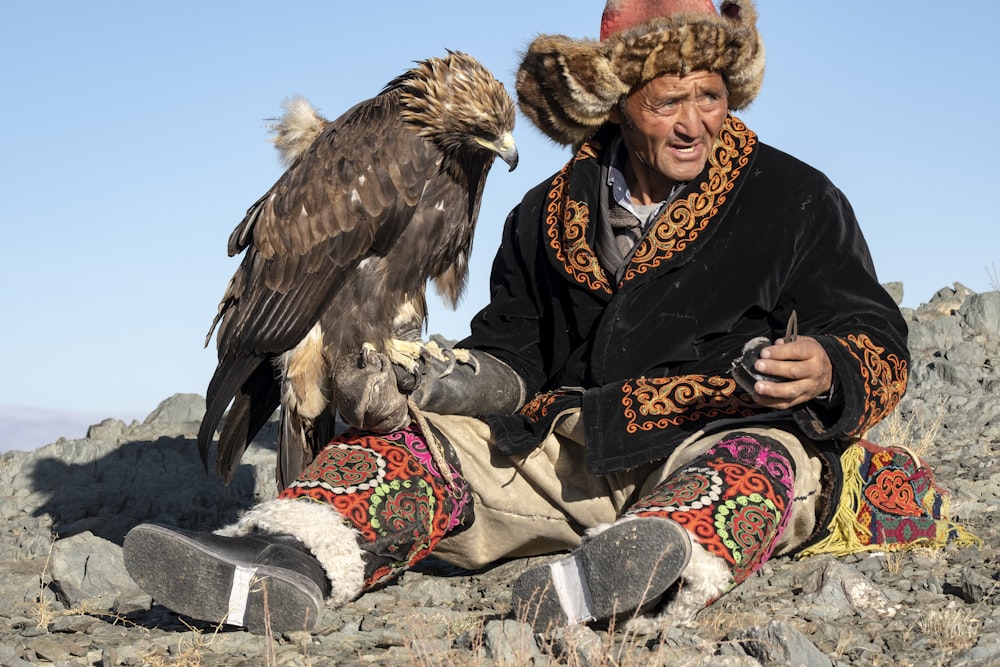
671,143,700,155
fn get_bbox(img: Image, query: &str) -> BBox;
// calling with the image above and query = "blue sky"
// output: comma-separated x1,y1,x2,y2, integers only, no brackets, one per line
2,2,997,448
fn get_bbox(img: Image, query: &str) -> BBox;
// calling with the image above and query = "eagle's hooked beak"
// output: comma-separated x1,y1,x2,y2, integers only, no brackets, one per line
479,132,519,171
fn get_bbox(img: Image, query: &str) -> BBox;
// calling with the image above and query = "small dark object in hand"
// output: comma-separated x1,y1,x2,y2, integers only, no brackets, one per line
729,311,798,394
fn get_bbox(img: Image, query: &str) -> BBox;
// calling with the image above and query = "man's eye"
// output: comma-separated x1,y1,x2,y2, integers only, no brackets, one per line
697,94,722,108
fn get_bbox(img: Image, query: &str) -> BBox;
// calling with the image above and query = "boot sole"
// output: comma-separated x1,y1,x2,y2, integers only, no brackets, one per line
123,524,324,634
512,517,691,633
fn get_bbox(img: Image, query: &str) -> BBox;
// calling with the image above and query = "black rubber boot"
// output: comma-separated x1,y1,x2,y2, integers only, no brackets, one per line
123,523,329,635
511,517,691,633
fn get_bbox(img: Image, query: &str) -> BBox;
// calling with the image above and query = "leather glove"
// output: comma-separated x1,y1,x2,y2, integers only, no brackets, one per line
333,345,410,433
406,343,526,417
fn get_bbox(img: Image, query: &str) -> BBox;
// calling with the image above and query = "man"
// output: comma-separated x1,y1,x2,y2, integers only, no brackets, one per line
125,0,931,635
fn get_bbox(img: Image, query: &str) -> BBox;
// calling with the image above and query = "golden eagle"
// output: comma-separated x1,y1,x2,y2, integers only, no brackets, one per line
198,52,518,487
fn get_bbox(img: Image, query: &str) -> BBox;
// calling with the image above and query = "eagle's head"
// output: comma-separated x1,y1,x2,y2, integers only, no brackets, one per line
398,51,518,171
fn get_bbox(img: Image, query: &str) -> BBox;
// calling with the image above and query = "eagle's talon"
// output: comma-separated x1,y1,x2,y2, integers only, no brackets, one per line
387,338,480,381
386,338,424,375
456,348,480,375
360,342,379,369
393,364,421,393
427,347,452,378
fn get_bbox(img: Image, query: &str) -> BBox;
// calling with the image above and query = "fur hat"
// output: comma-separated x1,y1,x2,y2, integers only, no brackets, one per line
516,0,764,145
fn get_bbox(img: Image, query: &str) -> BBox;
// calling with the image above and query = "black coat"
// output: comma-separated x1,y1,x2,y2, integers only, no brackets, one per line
463,116,909,474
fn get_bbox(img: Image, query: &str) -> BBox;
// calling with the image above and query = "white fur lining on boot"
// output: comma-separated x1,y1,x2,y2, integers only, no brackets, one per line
216,499,365,606
661,537,732,625
625,534,734,634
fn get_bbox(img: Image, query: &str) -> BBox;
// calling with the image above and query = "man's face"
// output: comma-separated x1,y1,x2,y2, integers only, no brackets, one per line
612,71,729,196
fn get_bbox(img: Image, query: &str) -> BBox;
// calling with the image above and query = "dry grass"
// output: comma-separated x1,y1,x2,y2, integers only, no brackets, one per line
881,548,906,576
33,538,57,630
868,404,943,459
830,628,869,661
141,624,210,667
987,262,999,291
918,605,980,653
880,543,945,576
398,611,477,666
692,605,757,638
259,579,277,666
892,581,995,667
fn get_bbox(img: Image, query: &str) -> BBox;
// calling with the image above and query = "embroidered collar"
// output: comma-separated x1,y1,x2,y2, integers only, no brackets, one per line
544,115,758,294
606,136,686,225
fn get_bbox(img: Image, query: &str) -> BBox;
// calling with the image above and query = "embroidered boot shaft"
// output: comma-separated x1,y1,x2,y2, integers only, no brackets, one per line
626,432,796,602
278,422,474,589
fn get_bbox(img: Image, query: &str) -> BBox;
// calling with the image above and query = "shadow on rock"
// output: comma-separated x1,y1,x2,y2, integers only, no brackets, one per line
17,396,281,547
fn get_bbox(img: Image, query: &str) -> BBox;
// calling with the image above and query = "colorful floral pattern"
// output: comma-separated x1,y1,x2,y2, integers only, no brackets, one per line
856,440,964,546
626,433,794,590
797,439,980,559
279,424,473,589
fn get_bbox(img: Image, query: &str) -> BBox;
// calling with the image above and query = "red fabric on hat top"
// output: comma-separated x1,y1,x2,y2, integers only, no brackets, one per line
600,0,717,40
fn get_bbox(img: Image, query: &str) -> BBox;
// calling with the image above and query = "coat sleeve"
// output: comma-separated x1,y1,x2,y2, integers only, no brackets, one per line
460,189,552,397
783,185,909,439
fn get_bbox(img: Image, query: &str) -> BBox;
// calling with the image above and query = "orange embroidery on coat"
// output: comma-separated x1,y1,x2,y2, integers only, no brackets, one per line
519,390,563,423
545,118,755,292
545,141,612,294
623,116,756,282
622,375,761,433
839,334,908,434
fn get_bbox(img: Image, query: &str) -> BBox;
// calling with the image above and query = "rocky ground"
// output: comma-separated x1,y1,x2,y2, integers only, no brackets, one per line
1,283,998,667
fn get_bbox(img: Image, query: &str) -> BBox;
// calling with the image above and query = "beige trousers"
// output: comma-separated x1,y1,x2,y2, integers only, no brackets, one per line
428,410,825,571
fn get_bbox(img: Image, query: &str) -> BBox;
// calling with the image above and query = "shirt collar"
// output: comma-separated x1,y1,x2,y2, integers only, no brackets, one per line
606,136,686,225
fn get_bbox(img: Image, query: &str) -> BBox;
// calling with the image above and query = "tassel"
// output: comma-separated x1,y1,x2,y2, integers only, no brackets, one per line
796,443,869,559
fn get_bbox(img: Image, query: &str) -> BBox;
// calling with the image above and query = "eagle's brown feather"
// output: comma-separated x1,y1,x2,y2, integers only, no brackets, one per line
198,52,517,487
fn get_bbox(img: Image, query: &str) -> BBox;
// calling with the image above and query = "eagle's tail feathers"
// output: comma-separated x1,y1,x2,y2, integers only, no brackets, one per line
276,407,335,491
198,355,278,484
214,370,280,485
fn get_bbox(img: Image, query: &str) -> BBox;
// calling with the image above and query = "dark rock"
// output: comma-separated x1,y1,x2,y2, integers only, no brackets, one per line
48,532,145,611
737,621,832,667
959,567,997,604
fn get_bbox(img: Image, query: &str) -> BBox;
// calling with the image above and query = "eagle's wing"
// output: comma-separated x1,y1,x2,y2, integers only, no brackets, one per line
215,92,439,354
199,88,444,483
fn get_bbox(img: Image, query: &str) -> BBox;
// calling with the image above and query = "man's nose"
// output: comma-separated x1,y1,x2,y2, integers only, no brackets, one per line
673,101,701,137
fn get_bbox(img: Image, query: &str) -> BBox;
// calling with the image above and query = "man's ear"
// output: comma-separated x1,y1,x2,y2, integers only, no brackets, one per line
608,103,622,125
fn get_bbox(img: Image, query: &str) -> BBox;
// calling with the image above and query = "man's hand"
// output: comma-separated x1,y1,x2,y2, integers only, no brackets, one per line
749,336,833,410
